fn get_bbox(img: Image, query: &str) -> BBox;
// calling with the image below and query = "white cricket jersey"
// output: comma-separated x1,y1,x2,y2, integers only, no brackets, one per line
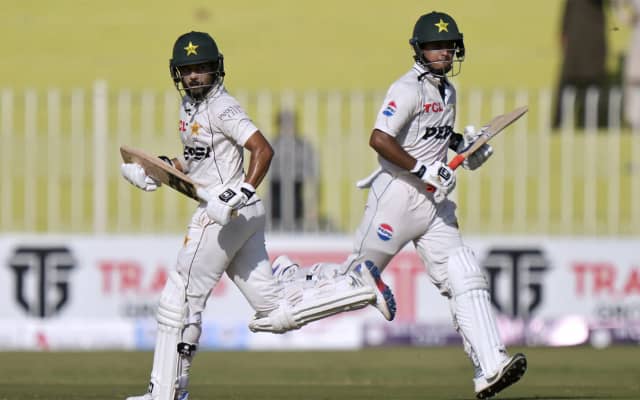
373,62,457,175
177,86,258,189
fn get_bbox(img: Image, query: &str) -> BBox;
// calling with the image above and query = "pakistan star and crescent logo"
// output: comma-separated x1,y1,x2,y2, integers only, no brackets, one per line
435,19,449,32
184,41,199,56
191,121,200,135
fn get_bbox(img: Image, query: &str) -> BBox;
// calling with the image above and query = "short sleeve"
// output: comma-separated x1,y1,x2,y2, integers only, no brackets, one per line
214,100,259,146
373,82,419,137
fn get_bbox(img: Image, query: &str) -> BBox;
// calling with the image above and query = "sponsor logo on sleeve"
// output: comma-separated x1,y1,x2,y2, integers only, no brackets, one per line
382,101,397,117
217,105,244,121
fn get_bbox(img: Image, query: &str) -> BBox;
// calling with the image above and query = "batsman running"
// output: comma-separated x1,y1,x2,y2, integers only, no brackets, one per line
272,11,527,399
121,31,395,400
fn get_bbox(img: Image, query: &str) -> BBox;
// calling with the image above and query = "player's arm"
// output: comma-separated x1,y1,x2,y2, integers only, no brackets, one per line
243,130,274,188
369,129,416,170
370,128,454,202
196,130,273,225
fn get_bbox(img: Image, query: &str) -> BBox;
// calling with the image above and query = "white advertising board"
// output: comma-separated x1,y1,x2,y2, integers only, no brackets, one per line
1,234,639,350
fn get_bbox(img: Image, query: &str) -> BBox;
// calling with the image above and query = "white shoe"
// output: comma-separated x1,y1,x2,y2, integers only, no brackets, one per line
176,390,189,400
353,260,396,321
125,390,188,400
126,393,153,400
474,353,527,399
126,380,189,400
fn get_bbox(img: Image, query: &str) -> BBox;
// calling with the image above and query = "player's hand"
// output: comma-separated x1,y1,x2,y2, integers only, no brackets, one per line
412,161,456,203
120,163,161,192
457,125,493,170
196,182,256,226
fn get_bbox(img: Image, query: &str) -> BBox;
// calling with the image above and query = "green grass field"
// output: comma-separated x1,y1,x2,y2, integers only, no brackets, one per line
1,346,639,400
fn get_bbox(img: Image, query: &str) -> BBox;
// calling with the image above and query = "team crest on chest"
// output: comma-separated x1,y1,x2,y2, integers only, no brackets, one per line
382,101,397,117
191,121,201,136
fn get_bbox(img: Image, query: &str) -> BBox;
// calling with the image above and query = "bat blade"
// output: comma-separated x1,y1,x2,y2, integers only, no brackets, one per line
449,105,528,170
427,105,528,192
120,145,202,201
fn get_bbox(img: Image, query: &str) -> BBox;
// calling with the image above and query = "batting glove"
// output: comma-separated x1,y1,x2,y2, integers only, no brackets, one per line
412,160,456,203
120,163,161,192
196,182,256,226
457,125,493,170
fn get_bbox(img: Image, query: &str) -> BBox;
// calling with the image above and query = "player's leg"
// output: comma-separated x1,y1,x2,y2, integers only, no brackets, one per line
273,256,397,321
242,246,381,333
414,201,526,398
449,246,526,399
345,173,422,274
213,198,375,333
126,271,187,400
224,228,284,316
127,206,253,400
335,173,424,319
173,204,269,396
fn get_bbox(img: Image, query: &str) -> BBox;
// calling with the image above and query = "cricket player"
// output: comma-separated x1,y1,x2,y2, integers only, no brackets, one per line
277,11,526,399
357,12,526,399
120,31,395,400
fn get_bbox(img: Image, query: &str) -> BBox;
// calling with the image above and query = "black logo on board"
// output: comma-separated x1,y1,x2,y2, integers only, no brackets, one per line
483,248,549,318
8,246,75,318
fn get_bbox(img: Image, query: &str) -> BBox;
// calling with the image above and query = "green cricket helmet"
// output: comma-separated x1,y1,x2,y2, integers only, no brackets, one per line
409,11,465,76
169,31,225,98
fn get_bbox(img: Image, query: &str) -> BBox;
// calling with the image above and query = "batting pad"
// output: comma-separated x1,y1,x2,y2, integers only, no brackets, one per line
150,271,187,400
249,282,375,333
448,246,507,378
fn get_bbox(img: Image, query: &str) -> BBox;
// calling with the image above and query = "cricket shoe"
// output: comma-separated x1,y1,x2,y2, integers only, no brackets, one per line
474,353,527,399
176,391,189,400
353,260,396,321
125,382,189,400
125,395,152,400
125,391,188,400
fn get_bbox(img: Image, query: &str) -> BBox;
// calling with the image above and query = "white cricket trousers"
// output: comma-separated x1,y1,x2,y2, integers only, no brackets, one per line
175,200,282,317
349,171,464,294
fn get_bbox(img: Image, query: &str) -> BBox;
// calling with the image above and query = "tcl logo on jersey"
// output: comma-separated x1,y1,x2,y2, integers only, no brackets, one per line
423,102,444,113
422,125,453,140
382,101,397,117
179,120,187,132
183,145,212,161
377,223,394,241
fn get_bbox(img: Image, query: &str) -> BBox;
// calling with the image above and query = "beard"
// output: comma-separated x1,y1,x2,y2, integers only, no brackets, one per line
427,60,453,75
185,82,212,100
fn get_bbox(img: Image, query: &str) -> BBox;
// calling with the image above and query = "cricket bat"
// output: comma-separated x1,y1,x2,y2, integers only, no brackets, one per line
427,105,528,192
120,145,202,201
450,105,528,169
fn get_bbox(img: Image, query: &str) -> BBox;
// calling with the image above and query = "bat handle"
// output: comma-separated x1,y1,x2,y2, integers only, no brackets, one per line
425,154,466,192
